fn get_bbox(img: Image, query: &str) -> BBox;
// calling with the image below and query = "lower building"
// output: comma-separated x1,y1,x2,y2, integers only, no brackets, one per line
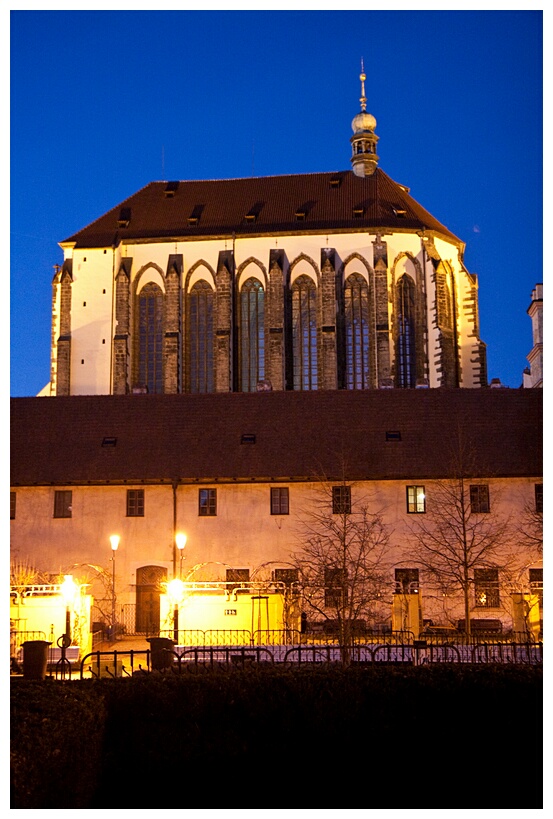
10,389,542,641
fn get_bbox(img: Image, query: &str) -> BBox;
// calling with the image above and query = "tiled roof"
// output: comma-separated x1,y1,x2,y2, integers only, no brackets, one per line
11,390,542,486
61,169,461,248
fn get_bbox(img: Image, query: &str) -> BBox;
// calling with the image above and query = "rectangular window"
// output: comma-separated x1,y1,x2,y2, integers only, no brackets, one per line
395,568,419,594
535,484,543,514
273,568,299,588
54,490,72,518
474,568,500,608
226,568,250,591
529,568,543,608
271,487,289,515
199,488,217,516
324,567,347,608
127,489,144,517
470,484,490,513
332,485,351,515
406,485,426,513
10,491,16,520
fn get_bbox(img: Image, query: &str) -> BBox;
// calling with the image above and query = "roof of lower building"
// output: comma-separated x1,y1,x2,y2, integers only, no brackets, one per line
61,168,462,249
10,389,542,486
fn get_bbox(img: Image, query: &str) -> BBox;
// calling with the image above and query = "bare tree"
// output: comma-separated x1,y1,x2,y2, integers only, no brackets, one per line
291,476,393,666
406,437,516,638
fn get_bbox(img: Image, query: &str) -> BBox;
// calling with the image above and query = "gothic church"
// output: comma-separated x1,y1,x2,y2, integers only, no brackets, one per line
47,69,487,397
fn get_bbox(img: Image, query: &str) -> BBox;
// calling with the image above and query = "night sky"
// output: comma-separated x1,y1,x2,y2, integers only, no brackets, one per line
10,9,543,396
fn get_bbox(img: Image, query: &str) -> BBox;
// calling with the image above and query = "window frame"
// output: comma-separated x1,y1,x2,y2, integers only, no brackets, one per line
535,483,543,514
406,485,426,514
332,485,351,515
470,484,490,514
474,568,500,608
126,489,145,517
53,490,72,519
199,488,217,517
324,567,348,608
270,487,290,515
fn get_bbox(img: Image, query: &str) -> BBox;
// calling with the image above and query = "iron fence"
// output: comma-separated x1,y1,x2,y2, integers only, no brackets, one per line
71,638,542,679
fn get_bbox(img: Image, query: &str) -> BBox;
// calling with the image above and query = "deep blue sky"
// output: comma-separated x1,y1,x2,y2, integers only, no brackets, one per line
10,9,543,396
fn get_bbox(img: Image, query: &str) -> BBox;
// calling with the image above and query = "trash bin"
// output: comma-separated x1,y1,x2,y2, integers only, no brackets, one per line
22,641,51,680
147,637,175,671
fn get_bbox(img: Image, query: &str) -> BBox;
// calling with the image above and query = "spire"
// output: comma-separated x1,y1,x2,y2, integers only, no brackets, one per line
350,59,379,177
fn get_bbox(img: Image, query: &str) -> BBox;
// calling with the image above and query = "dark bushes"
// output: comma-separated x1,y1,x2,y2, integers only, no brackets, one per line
11,664,542,809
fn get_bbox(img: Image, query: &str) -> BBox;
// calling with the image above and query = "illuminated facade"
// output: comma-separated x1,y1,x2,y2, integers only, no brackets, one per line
11,389,542,638
43,72,487,398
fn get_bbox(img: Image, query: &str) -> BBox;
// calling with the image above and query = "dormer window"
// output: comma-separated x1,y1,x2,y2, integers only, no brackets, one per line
117,208,131,228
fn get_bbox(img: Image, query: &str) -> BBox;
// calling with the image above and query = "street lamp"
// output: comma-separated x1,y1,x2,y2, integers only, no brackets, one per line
110,535,120,640
176,532,187,578
167,578,184,644
60,574,77,644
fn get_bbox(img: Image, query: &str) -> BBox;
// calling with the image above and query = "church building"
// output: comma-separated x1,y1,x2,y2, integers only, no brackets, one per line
46,69,487,398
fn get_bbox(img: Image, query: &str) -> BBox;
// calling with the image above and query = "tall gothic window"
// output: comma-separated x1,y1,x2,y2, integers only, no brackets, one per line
344,273,370,389
138,282,164,394
292,275,318,390
240,277,265,392
189,280,214,393
396,274,416,388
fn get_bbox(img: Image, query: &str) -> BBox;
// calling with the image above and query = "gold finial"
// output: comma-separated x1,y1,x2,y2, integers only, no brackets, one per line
359,58,367,112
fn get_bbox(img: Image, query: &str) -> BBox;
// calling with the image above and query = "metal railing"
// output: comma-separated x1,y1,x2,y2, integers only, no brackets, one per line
73,637,542,678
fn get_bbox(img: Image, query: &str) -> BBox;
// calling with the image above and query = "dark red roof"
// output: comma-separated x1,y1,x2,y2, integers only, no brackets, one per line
62,169,461,248
10,390,542,486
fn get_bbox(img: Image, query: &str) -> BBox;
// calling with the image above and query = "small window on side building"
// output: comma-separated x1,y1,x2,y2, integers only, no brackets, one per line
470,484,490,513
199,488,217,516
406,485,425,513
10,492,16,520
271,487,289,515
535,484,543,513
127,489,145,517
54,490,72,519
332,485,351,515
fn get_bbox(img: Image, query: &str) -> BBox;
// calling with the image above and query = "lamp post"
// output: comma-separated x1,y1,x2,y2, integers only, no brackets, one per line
110,535,120,640
176,532,187,578
60,574,77,644
167,579,184,644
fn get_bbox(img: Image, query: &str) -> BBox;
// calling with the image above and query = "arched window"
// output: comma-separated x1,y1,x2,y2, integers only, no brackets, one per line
137,282,164,393
292,275,318,390
396,274,416,388
344,273,370,389
189,280,214,393
240,277,265,392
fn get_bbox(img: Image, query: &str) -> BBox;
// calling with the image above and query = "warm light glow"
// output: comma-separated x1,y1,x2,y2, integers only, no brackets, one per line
176,532,187,550
167,578,185,603
60,574,77,605
110,534,120,552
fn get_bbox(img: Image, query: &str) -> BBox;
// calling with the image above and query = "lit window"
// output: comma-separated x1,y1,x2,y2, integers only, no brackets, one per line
271,487,289,515
127,489,144,517
199,488,217,516
54,490,72,519
332,485,351,515
470,485,490,513
474,568,500,608
406,485,425,514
